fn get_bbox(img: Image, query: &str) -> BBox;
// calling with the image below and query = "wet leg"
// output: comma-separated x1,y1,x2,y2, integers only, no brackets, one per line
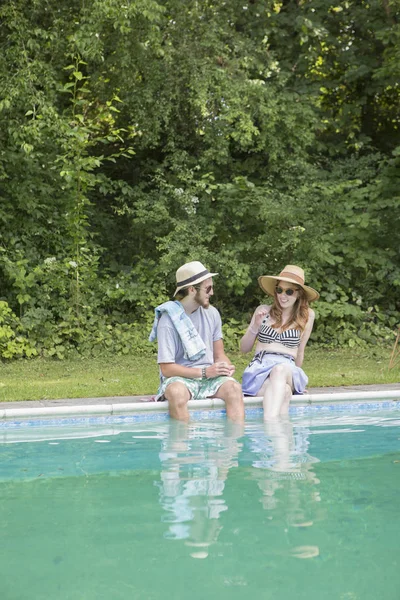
164,381,191,421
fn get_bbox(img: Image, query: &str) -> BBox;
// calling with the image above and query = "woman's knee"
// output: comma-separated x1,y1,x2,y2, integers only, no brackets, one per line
270,364,290,379
270,365,288,377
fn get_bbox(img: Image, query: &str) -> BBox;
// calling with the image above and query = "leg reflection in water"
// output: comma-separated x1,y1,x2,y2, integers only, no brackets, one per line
157,420,244,559
247,417,322,558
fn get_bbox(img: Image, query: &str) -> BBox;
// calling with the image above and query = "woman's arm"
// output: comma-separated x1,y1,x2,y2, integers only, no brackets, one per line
240,306,270,354
295,309,315,367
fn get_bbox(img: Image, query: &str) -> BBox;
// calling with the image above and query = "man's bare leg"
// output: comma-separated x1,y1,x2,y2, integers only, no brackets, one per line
213,380,244,421
164,381,191,421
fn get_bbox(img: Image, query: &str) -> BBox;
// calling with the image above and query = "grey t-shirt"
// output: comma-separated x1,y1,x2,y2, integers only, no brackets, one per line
157,305,223,368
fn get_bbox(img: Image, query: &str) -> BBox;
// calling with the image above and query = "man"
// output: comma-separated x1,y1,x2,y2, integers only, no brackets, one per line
151,261,244,421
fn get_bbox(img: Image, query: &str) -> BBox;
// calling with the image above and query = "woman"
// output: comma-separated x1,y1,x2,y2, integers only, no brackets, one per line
240,265,319,419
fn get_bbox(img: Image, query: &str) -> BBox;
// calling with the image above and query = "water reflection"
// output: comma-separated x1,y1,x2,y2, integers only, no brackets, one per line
157,417,322,560
157,420,243,559
247,418,321,558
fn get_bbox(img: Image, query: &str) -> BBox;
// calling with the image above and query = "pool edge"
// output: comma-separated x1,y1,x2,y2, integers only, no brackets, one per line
1,389,400,420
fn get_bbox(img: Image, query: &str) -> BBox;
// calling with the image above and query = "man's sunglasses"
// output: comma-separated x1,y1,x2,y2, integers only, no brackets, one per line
275,286,299,296
195,285,213,294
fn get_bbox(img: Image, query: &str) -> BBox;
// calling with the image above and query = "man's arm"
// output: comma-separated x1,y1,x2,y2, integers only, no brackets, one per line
160,357,234,379
160,339,235,380
213,339,231,364
157,316,191,379
159,363,204,379
212,339,235,376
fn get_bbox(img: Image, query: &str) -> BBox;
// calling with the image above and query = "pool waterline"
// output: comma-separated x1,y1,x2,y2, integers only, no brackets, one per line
1,389,400,420
1,399,400,446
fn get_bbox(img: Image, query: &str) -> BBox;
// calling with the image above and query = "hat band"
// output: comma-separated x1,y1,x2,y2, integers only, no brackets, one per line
279,271,304,285
176,269,209,288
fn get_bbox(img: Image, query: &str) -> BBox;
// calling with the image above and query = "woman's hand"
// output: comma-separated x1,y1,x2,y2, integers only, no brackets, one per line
253,307,269,329
240,306,269,353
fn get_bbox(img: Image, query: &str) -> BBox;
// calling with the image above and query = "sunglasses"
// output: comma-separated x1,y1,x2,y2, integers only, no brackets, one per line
195,285,213,294
275,286,299,296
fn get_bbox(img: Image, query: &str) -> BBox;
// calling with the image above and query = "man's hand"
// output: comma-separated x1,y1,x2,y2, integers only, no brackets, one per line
206,361,235,378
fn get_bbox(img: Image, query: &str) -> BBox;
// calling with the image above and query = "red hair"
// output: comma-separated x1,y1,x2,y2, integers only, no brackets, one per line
269,286,309,332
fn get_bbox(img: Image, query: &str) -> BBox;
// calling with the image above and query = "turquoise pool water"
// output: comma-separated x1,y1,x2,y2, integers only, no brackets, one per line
1,404,399,600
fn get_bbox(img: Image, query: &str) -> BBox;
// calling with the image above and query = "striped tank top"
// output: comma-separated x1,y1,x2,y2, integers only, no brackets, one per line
257,317,301,349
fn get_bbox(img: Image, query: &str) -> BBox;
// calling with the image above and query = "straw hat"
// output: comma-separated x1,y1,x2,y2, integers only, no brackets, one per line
258,265,319,302
174,261,218,296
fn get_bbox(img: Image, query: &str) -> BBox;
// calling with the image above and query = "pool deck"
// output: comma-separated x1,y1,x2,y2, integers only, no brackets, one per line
1,383,400,419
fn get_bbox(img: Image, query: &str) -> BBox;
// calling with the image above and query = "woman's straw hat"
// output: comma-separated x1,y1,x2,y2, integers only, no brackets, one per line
258,265,319,302
174,261,218,296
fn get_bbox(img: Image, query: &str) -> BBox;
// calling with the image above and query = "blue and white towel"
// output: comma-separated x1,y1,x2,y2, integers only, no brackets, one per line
149,300,206,362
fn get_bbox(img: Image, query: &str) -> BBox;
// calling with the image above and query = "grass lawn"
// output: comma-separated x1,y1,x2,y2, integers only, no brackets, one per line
0,346,399,403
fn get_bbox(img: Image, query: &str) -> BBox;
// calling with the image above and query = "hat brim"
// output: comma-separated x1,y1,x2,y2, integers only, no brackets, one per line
258,275,319,302
174,272,218,296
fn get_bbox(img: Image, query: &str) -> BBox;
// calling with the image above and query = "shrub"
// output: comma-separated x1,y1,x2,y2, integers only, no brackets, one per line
0,301,37,359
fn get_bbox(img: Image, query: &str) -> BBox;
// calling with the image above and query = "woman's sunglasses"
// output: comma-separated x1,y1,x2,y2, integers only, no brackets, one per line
275,286,299,296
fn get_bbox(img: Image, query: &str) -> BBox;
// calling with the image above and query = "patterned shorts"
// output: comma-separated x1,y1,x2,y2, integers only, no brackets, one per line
156,375,237,402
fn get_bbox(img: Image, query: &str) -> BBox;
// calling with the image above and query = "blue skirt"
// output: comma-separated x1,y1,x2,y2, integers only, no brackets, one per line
242,351,308,396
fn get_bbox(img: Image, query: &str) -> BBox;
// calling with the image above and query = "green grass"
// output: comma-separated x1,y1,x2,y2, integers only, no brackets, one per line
0,346,399,403
303,346,399,387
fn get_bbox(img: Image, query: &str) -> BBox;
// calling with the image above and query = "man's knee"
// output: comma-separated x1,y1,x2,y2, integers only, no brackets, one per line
164,382,190,407
218,379,242,400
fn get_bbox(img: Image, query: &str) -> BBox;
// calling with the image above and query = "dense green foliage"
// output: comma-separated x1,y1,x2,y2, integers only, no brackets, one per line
0,0,399,358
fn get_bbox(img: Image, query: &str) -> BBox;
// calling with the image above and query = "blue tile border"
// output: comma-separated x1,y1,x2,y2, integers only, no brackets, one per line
1,400,400,430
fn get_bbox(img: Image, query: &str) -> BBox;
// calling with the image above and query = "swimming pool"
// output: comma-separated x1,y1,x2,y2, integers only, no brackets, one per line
1,402,399,600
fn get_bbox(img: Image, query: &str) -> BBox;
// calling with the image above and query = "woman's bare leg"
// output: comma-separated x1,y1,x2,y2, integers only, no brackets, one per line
280,384,293,415
262,364,293,420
